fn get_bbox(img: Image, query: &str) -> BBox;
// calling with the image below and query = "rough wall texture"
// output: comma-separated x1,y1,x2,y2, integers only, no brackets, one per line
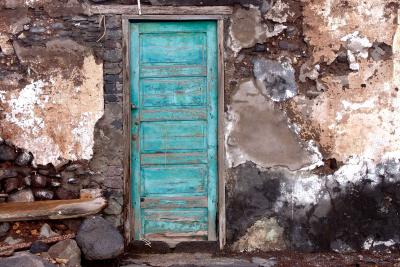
225,0,400,253
0,2,124,228
1,0,400,254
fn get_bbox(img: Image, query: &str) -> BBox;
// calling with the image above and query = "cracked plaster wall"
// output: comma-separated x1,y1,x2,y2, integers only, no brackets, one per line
225,0,400,253
1,0,400,253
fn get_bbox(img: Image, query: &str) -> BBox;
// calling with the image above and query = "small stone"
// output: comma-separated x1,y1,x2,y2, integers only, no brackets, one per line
104,197,122,215
8,189,35,202
0,246,14,257
30,241,49,254
38,169,50,176
39,224,59,238
76,216,124,260
105,30,122,40
104,62,121,75
32,174,48,188
23,176,32,186
64,163,83,172
4,178,20,193
34,189,54,200
278,40,300,51
80,189,102,199
15,151,33,166
30,26,46,33
55,188,79,200
48,239,81,267
105,16,121,29
254,43,266,52
67,177,79,184
0,252,57,267
4,236,23,245
252,257,277,267
330,239,355,253
103,49,122,63
0,144,17,161
50,179,61,187
50,23,65,30
0,223,10,237
0,169,18,180
23,24,30,31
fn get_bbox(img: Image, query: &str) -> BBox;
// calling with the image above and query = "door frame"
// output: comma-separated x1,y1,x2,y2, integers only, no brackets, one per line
122,15,226,249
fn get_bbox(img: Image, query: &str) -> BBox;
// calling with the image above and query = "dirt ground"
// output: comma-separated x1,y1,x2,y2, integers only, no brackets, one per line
94,242,400,267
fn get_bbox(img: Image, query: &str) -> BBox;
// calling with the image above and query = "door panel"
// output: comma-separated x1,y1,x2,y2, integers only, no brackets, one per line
140,77,207,107
130,20,218,242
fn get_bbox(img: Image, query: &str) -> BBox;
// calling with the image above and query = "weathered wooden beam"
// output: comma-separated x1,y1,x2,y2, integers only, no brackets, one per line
0,198,106,222
0,233,76,253
86,5,233,15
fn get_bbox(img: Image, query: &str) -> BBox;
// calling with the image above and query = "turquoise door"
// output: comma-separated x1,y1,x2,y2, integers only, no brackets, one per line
130,21,218,243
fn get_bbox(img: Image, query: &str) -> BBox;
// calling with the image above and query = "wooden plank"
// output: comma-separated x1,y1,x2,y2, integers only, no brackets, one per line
140,33,206,64
0,234,75,252
140,77,207,107
140,108,207,122
206,21,218,242
140,121,207,153
122,17,134,244
141,165,207,196
130,22,142,240
141,152,208,165
141,197,208,209
87,5,233,15
142,209,208,235
217,19,226,249
140,65,207,78
0,198,106,222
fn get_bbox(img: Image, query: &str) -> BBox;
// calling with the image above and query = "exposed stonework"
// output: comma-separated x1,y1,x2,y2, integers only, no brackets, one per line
1,0,400,256
232,217,286,252
229,5,286,55
0,39,103,166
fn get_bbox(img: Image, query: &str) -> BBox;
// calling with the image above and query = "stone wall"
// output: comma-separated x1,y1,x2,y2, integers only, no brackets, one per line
0,2,124,228
223,0,400,253
1,0,400,254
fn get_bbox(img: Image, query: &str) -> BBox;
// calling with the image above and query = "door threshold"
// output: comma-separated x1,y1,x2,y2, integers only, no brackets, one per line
128,240,219,253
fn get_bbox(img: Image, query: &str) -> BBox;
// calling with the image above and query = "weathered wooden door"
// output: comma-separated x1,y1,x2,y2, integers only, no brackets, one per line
130,21,218,243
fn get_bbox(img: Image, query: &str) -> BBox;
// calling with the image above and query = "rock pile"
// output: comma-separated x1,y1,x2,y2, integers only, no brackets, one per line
0,217,124,265
0,142,96,203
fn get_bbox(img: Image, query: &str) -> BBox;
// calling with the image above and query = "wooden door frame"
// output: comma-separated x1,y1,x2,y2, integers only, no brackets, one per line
122,14,227,249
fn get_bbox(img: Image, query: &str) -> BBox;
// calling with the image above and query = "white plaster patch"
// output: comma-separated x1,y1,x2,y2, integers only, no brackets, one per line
363,238,397,250
0,40,103,166
4,80,47,136
341,98,375,111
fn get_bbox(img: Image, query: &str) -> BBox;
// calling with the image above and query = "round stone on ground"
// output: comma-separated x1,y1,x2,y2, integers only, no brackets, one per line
30,241,49,254
76,216,124,260
0,251,56,267
0,223,10,237
48,239,81,267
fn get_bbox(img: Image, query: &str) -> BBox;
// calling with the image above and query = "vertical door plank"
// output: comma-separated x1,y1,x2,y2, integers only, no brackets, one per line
130,23,142,240
206,21,218,241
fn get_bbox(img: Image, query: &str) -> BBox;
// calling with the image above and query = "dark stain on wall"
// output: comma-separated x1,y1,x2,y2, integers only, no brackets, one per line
226,162,283,243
